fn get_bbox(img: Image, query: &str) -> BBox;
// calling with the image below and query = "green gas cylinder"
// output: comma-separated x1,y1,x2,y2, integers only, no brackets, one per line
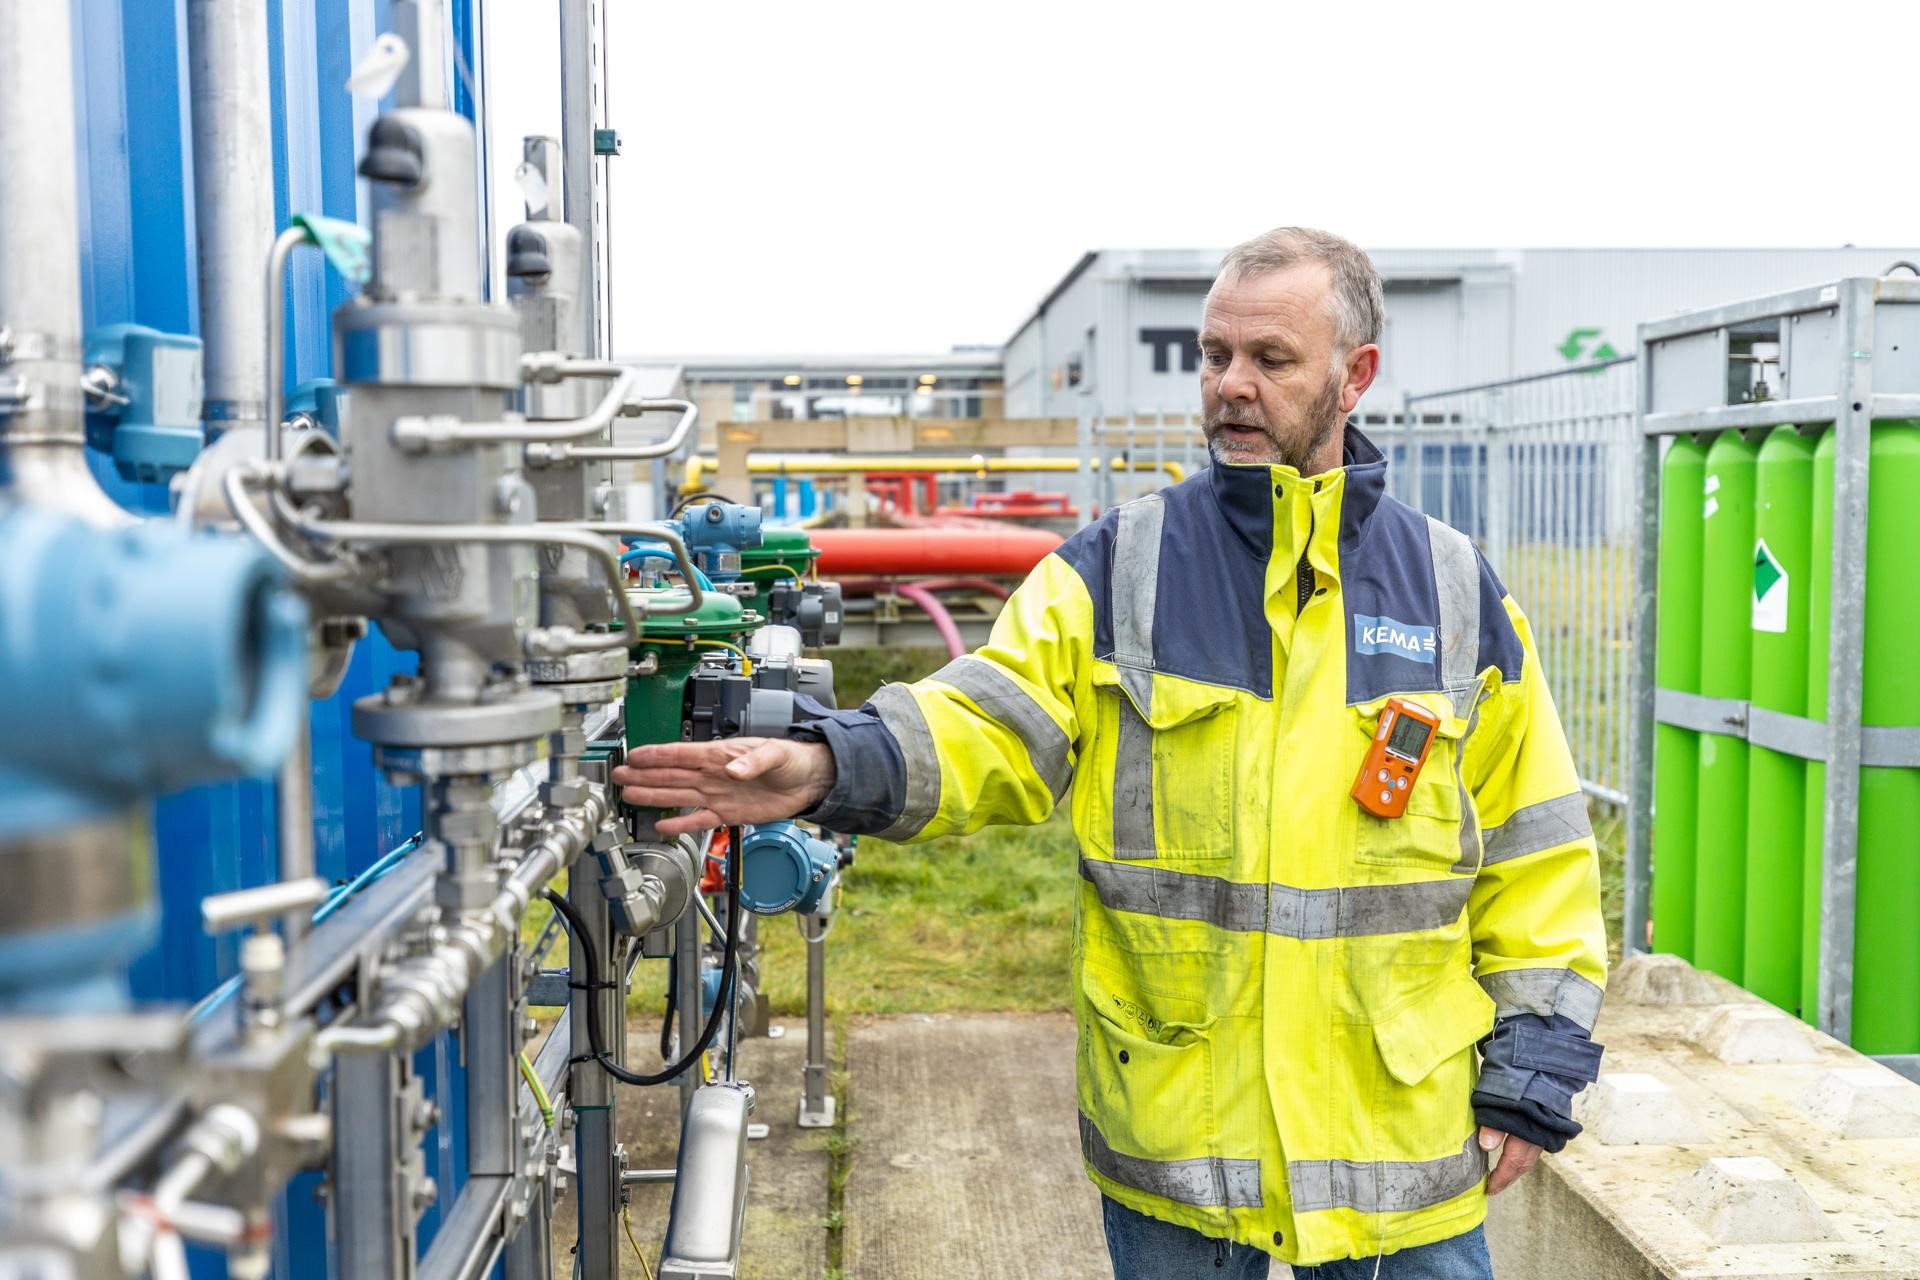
1693,429,1759,984
1800,431,1836,1024
1846,423,1920,1052
624,587,764,747
1653,434,1709,959
1743,425,1816,1013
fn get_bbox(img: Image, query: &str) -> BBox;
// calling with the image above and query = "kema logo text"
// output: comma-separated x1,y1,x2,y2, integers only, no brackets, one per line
1354,614,1437,663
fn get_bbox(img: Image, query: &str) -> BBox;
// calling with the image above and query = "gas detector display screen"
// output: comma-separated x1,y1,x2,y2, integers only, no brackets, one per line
1386,713,1433,759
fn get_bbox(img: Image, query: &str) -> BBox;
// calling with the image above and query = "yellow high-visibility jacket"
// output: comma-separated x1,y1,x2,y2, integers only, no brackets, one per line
797,427,1608,1265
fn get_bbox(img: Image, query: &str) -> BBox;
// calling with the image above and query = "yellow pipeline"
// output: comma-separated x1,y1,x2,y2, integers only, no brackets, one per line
680,454,1185,494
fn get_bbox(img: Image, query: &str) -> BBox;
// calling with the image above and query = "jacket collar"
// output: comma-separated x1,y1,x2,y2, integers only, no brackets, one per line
1206,422,1389,558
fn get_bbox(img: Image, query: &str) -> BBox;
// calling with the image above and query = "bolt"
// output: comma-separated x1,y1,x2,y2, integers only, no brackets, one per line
415,1099,441,1131
523,1015,540,1041
413,1176,438,1212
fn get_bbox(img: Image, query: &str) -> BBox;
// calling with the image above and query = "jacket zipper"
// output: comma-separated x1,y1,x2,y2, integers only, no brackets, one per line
1296,481,1320,615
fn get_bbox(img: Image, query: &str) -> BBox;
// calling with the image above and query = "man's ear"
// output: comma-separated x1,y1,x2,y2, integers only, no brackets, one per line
1340,344,1381,414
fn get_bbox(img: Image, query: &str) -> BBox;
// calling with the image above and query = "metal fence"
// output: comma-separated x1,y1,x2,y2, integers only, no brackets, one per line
1083,357,1640,805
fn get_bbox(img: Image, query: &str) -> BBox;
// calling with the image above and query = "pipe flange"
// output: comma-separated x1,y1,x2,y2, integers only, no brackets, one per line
353,686,560,748
372,740,539,782
336,301,522,391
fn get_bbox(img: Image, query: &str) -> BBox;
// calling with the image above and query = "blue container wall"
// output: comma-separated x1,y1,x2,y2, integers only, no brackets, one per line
69,1,493,1274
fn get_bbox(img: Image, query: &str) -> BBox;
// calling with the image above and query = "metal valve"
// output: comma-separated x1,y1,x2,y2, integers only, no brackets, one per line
201,878,331,1028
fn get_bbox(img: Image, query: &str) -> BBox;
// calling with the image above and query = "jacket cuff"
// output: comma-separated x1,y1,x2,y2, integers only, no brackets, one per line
788,703,906,836
1471,1097,1582,1154
1472,1012,1603,1154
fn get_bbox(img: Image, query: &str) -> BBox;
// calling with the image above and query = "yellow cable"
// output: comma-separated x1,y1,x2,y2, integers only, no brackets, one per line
623,1206,655,1280
516,1052,554,1128
692,639,752,675
755,562,804,585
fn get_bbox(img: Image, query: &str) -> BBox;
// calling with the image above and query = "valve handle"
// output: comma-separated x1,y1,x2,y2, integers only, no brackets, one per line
202,877,331,934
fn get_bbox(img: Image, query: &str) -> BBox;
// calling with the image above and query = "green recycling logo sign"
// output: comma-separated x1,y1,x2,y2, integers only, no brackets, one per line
1558,328,1620,364
1753,538,1788,633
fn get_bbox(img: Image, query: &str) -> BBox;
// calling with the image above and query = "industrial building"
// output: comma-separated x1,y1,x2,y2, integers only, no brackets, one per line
1001,247,1920,419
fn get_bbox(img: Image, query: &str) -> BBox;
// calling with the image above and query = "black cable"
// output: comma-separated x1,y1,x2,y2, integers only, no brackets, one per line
668,490,739,518
542,824,742,1088
659,955,677,1062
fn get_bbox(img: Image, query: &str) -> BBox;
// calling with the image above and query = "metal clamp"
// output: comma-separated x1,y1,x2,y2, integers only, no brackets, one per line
1652,688,1748,735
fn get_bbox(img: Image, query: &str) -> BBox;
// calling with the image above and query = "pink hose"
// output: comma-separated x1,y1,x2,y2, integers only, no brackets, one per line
838,576,1012,601
896,581,968,659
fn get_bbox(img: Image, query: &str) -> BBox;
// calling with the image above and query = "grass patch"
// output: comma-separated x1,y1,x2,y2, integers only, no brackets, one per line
824,1016,853,1276
821,645,953,711
757,814,1081,1017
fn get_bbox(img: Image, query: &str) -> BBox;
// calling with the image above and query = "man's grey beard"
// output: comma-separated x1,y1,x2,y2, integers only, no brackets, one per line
1205,371,1345,470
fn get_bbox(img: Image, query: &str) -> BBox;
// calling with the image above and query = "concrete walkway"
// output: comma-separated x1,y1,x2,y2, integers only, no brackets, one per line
843,1012,1108,1279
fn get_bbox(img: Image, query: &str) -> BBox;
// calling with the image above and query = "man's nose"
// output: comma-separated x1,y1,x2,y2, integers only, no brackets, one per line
1218,356,1258,401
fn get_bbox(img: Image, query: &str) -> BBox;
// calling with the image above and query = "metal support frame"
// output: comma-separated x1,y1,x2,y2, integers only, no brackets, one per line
796,915,835,1129
1624,276,1918,1050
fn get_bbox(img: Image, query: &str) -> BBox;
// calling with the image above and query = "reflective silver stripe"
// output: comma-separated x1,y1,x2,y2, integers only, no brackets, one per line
1480,792,1592,867
1289,1136,1484,1215
1449,697,1485,875
1080,1113,1262,1209
928,656,1073,802
1079,858,1472,939
1111,698,1157,858
1110,495,1164,714
1477,968,1605,1032
1424,515,1482,718
869,683,942,841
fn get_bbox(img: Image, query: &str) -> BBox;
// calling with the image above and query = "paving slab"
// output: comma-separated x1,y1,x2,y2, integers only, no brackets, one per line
843,1012,1109,1280
549,1019,828,1279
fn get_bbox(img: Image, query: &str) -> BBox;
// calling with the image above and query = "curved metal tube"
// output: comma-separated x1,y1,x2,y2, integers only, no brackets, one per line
289,513,652,653
568,521,704,618
524,397,699,466
264,226,313,460
221,464,360,585
521,352,626,382
391,366,639,450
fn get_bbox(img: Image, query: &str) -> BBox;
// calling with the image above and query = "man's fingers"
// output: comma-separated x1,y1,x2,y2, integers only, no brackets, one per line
624,738,777,770
1482,1131,1542,1196
609,766,711,790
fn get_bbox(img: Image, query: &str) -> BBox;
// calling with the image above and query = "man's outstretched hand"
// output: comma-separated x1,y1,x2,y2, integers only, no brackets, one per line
611,738,836,836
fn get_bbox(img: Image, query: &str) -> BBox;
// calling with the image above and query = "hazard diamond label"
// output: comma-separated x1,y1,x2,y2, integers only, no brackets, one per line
1753,538,1788,633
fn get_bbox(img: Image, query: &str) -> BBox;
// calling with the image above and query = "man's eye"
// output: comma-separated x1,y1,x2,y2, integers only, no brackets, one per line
1259,356,1288,370
1202,350,1228,367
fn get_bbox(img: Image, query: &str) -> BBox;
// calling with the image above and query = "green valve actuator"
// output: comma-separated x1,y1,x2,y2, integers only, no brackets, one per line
1694,430,1758,985
1744,425,1816,1014
1653,435,1708,959
1803,421,1920,1052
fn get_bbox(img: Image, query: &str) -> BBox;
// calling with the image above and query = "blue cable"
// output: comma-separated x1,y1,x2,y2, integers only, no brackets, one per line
187,833,424,1023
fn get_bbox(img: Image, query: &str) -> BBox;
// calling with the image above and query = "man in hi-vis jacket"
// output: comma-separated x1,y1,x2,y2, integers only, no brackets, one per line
613,227,1607,1279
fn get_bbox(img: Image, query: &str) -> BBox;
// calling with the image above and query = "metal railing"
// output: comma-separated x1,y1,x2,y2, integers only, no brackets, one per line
1082,358,1640,806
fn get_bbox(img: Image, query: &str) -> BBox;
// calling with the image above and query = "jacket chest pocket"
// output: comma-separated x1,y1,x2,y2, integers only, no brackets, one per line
1087,664,1239,865
1349,693,1477,874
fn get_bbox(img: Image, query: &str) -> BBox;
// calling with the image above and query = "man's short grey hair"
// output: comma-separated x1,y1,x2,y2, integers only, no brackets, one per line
1215,226,1385,352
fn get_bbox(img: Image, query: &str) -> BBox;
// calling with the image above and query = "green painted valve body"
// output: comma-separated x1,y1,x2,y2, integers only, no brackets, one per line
1693,429,1758,984
1652,435,1707,959
739,527,821,589
1743,425,1815,1013
624,587,764,748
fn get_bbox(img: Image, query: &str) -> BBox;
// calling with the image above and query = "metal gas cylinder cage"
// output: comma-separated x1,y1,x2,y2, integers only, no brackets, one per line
1624,275,1920,1075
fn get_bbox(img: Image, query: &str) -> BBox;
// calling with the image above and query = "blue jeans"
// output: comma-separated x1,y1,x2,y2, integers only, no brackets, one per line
1101,1196,1495,1279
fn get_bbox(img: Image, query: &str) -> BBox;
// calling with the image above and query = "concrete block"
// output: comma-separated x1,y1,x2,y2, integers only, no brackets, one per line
1608,951,1725,1006
1796,1065,1920,1139
1575,1072,1710,1145
1688,1004,1821,1064
1668,1156,1839,1244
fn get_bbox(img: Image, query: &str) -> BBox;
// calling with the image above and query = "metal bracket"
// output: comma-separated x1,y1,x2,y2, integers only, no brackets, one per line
1653,688,1748,735
1659,690,1920,767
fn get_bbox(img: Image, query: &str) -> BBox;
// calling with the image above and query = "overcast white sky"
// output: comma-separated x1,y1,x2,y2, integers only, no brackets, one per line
484,0,1920,357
